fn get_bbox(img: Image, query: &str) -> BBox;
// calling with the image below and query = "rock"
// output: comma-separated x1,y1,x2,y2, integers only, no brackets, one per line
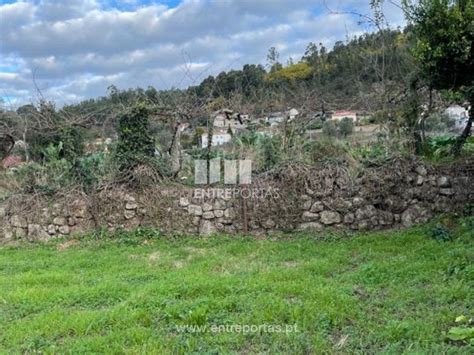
262,219,276,229
53,217,67,226
27,224,49,241
298,222,323,231
224,208,235,219
192,216,201,226
216,217,233,225
51,203,62,216
320,211,341,225
14,227,27,238
357,220,369,230
68,217,77,226
355,205,377,220
199,220,216,236
378,211,394,226
416,175,424,186
124,210,135,220
331,198,352,212
179,197,189,207
302,200,312,210
437,176,450,188
125,202,138,210
213,200,226,210
310,201,324,213
10,215,27,228
202,202,213,212
70,199,88,218
401,205,431,227
415,166,427,176
58,225,70,235
383,197,407,213
0,206,6,218
302,211,319,221
188,205,203,216
214,210,224,218
47,224,57,235
3,227,14,240
202,211,215,219
439,188,454,196
343,213,355,224
353,197,364,207
124,194,136,202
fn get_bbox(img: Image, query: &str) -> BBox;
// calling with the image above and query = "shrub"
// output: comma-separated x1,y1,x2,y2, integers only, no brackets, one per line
338,117,354,137
322,120,338,137
259,135,283,170
114,104,156,172
307,138,349,163
430,225,453,242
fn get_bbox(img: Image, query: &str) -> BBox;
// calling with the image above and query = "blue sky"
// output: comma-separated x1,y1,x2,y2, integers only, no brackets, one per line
0,0,405,107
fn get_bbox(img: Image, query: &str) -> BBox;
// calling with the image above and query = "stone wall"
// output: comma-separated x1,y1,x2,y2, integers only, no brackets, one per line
0,159,472,241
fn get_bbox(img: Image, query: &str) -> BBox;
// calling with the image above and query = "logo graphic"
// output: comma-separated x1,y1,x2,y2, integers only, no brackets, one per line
194,159,252,185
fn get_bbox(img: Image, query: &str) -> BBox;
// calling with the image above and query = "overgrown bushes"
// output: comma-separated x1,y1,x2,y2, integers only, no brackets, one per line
115,104,156,172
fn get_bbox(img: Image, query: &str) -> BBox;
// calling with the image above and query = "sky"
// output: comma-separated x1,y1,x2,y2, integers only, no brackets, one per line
0,0,405,108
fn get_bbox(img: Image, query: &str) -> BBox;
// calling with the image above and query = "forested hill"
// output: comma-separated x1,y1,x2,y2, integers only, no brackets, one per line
62,27,415,121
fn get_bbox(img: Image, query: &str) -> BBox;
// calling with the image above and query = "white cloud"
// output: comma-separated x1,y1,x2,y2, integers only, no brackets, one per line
0,0,406,106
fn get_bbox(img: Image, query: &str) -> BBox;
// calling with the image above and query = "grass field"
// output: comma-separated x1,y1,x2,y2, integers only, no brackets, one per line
1,218,473,353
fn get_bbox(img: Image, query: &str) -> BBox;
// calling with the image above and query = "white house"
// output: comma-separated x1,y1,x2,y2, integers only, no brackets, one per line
201,132,232,148
331,110,357,121
444,104,469,130
288,108,299,120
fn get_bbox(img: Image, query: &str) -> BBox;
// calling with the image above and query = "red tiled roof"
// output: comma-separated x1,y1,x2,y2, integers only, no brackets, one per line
2,156,23,169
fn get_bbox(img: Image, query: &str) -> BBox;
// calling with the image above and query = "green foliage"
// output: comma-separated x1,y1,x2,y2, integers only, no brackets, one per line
14,143,73,194
74,153,107,191
446,315,474,344
407,0,474,94
322,120,338,137
350,138,407,167
425,113,456,132
430,225,454,242
338,117,354,137
114,104,156,172
426,135,457,160
266,62,313,82
424,135,474,160
308,138,349,163
259,135,283,170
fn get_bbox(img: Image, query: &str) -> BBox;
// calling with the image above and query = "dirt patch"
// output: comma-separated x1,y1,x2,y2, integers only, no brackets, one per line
57,239,79,251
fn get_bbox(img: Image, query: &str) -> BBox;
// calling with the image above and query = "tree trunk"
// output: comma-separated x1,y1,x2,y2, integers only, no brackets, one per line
451,97,473,156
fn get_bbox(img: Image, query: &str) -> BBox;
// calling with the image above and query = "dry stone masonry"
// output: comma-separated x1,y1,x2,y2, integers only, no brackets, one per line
1,159,472,241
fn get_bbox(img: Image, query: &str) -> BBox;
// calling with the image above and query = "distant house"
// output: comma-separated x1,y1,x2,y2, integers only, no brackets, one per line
444,104,469,130
2,155,23,169
213,110,247,131
265,108,300,126
288,108,299,120
331,110,357,121
201,130,232,148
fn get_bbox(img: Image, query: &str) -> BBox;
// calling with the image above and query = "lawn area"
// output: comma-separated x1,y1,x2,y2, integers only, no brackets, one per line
0,219,473,353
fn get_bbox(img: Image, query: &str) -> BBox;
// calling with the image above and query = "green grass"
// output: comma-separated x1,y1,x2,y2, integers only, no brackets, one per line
1,218,473,353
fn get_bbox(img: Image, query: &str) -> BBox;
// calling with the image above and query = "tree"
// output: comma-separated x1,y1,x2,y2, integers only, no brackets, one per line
404,0,474,155
322,120,338,137
267,47,283,73
338,117,354,137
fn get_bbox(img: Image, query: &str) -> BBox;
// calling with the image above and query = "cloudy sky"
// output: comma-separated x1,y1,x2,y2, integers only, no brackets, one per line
0,0,405,107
